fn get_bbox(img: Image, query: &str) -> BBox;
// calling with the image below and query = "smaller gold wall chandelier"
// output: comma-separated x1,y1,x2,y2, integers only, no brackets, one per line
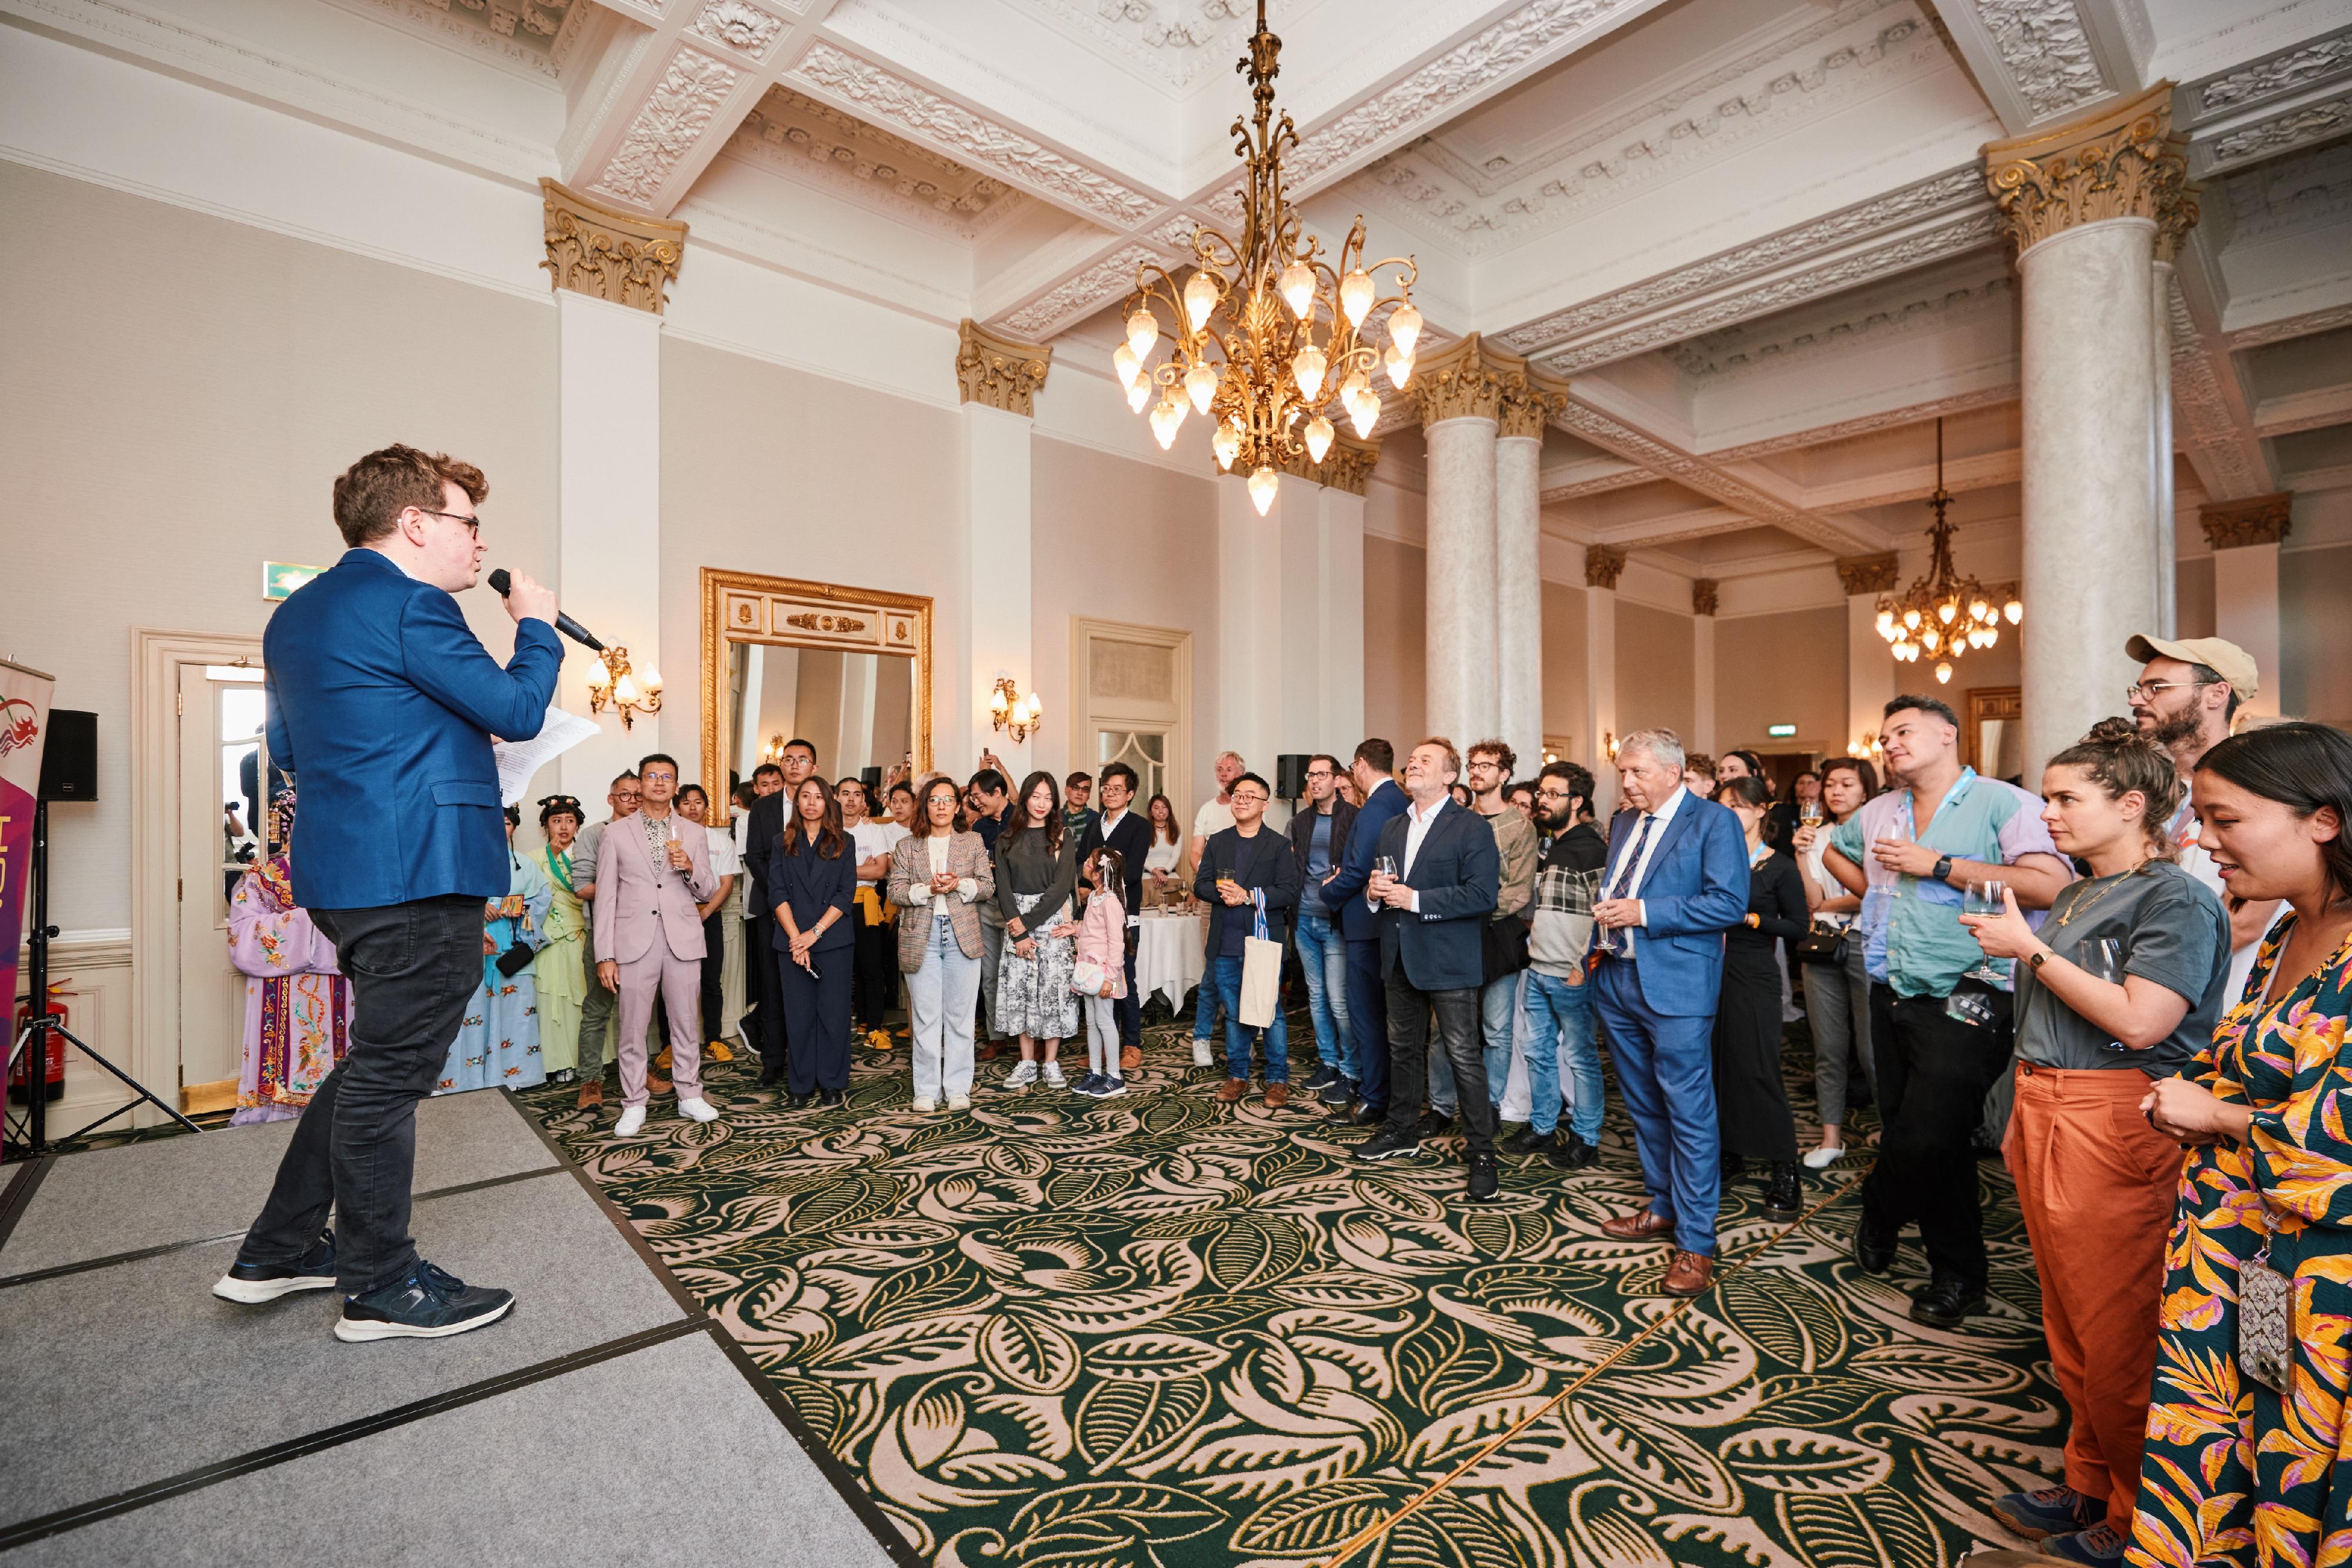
990,676,1041,743
1876,419,2020,685
1116,0,1420,515
586,645,662,730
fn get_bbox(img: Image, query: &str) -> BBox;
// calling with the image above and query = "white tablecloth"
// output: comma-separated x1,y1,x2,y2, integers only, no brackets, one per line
1134,912,1208,1010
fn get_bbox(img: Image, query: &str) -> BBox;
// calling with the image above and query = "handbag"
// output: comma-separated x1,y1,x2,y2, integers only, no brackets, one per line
2240,1226,2292,1393
1793,920,1849,965
1481,914,1531,983
1239,891,1281,1028
495,942,536,979
1071,960,1110,996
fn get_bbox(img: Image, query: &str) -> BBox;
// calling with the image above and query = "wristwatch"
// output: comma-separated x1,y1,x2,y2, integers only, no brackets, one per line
1932,854,1953,882
2027,949,2051,972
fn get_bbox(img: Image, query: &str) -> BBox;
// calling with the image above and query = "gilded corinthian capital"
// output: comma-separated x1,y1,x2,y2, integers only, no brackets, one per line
956,320,1053,416
1983,82,2198,260
1413,333,1568,432
539,179,687,314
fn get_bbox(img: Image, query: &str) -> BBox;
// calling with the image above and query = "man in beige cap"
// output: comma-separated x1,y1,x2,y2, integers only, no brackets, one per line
2124,633,2279,994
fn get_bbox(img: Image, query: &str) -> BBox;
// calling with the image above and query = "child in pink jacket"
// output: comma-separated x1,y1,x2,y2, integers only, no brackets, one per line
1069,846,1130,1098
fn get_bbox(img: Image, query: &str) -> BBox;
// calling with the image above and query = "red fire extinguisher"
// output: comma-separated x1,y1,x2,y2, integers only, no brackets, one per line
9,980,68,1102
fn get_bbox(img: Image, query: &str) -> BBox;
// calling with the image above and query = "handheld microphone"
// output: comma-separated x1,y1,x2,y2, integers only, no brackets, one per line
486,569,604,651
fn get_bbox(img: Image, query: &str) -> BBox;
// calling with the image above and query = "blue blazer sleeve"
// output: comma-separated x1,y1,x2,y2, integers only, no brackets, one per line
264,665,296,776
399,593,563,741
1323,808,1377,905
1414,813,1499,923
1643,805,1751,937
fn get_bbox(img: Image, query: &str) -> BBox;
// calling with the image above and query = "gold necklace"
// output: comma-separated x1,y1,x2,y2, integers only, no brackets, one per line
2054,858,2153,928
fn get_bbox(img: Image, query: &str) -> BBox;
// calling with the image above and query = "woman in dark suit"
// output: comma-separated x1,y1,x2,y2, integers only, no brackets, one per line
771,776,856,1109
1712,776,1811,1222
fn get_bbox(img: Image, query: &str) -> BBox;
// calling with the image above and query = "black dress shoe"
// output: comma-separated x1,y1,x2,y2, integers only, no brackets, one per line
1763,1161,1803,1222
1720,1151,1748,1181
1354,1128,1420,1162
1504,1125,1555,1158
757,1064,784,1088
1321,1076,1358,1106
1349,1101,1386,1125
1415,1110,1454,1138
1909,1277,1987,1328
786,1091,814,1111
1547,1137,1602,1171
1465,1152,1500,1202
818,1088,846,1108
1853,1223,1897,1276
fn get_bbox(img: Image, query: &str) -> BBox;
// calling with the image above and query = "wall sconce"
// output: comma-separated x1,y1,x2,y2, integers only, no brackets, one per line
586,645,662,731
990,676,1041,743
1848,731,1883,760
1602,731,1620,762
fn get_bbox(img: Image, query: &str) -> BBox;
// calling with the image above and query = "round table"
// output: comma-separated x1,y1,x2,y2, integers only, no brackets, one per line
1134,911,1208,1011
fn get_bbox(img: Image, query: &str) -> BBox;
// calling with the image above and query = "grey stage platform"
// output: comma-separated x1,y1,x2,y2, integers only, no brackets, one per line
0,1091,913,1566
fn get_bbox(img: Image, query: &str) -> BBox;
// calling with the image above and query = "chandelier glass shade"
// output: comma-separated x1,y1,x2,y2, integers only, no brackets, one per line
1115,1,1419,515
1875,419,2021,686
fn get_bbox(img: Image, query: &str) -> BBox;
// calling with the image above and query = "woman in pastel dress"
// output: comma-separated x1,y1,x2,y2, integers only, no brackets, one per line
436,807,553,1095
533,794,589,1092
226,791,353,1125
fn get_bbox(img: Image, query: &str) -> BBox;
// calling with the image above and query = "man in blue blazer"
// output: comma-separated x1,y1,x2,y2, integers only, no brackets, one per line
1354,739,1504,1201
215,446,563,1345
1318,738,1411,1119
1587,727,1750,1297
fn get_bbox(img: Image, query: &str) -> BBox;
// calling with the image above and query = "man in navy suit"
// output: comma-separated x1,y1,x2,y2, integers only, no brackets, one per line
213,445,563,1343
1077,762,1152,1071
1588,727,1750,1298
1352,738,1504,1200
1319,738,1410,1120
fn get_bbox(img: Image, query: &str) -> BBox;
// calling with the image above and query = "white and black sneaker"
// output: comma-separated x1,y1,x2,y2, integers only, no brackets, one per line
335,1259,514,1343
213,1229,338,1305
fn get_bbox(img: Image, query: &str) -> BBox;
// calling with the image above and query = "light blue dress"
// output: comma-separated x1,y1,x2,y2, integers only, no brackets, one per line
436,847,553,1094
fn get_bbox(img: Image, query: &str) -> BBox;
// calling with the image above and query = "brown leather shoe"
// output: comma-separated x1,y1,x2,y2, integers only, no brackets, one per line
1121,1046,1142,1072
576,1081,604,1110
1662,1249,1714,1296
1599,1209,1676,1241
1215,1078,1247,1104
1263,1083,1289,1108
647,1071,671,1095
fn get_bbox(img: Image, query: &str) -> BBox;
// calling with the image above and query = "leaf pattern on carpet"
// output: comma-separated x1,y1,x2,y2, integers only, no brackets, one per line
523,1021,2064,1566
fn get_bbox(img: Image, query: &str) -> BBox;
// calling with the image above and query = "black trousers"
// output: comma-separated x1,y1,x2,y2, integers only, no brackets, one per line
1859,979,2015,1289
749,908,784,1071
1381,971,1494,1156
699,908,726,1042
1114,937,1140,1048
779,948,853,1094
851,905,897,1028
239,895,482,1294
1344,939,1388,1110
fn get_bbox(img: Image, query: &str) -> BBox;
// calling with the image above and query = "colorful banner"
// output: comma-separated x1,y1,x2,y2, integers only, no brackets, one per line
1,658,55,1039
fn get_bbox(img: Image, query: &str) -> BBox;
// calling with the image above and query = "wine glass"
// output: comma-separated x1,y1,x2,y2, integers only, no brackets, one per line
1371,854,1398,910
1798,800,1824,830
1962,879,2007,984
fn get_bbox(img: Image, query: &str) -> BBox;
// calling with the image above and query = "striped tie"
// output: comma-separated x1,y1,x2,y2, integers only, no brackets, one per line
1599,814,1655,957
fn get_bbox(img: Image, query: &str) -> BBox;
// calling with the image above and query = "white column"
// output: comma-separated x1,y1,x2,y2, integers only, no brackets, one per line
1424,415,1499,746
2202,493,2291,721
1691,610,1717,756
1494,427,1543,771
1583,549,1620,817
556,290,663,800
958,403,1034,778
2152,258,2178,638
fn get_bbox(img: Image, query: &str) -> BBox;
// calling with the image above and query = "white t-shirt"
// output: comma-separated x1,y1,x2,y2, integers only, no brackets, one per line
1192,797,1235,844
850,820,908,888
2170,798,2276,1007
1144,835,1182,874
701,821,741,878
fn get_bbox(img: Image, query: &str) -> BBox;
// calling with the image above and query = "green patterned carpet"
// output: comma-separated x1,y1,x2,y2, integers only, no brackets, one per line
520,1018,2063,1568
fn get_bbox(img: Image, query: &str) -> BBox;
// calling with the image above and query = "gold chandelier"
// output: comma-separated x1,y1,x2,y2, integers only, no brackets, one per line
1876,419,2020,685
1115,0,1420,516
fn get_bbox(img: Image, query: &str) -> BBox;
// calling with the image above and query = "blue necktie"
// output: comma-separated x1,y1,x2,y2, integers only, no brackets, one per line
1600,814,1655,957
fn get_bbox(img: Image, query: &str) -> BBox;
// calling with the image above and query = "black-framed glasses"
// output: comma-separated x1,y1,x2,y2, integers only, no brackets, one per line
1229,791,1269,805
422,509,480,538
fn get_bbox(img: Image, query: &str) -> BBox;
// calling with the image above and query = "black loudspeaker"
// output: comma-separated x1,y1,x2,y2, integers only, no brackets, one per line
860,764,883,794
1275,753,1309,800
39,709,97,802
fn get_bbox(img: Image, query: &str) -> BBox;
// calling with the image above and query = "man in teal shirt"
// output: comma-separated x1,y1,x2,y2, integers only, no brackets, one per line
1825,694,2072,1329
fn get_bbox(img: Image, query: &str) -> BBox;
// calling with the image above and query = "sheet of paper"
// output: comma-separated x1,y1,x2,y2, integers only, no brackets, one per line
493,707,599,806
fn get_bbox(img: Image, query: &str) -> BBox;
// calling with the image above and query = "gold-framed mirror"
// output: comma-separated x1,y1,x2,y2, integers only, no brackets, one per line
700,568,931,825
1965,685,2023,783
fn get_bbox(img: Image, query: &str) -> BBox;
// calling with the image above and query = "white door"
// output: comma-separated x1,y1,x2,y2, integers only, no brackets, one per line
177,661,267,1104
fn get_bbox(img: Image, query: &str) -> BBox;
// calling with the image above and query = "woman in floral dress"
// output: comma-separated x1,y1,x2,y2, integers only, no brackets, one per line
226,791,353,1124
436,808,553,1095
534,794,588,1092
2130,723,2352,1568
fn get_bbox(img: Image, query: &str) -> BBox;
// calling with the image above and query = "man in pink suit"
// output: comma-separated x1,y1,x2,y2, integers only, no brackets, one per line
593,752,718,1136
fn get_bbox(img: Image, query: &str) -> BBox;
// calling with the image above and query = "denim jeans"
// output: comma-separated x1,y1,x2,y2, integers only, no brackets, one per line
239,895,485,1293
1521,969,1600,1142
1382,978,1492,1155
1294,907,1349,1071
906,913,980,1100
1193,948,1225,1040
1431,971,1518,1115
1214,955,1287,1082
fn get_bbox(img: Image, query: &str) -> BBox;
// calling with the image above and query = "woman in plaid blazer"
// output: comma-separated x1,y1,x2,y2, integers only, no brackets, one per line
886,777,997,1111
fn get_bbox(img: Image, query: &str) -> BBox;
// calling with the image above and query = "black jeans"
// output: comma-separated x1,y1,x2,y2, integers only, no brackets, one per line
699,907,726,1043
852,905,897,1028
239,895,484,1293
1380,972,1494,1156
1859,979,2015,1289
749,907,784,1071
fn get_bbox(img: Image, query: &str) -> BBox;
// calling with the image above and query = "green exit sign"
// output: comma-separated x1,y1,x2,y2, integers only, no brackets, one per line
1766,723,1798,738
263,561,325,601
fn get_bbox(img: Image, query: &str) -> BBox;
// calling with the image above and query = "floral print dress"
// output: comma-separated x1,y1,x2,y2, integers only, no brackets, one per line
435,849,553,1095
2129,916,2352,1567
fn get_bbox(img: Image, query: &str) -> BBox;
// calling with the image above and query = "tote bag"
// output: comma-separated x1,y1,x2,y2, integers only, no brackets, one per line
1239,890,1282,1028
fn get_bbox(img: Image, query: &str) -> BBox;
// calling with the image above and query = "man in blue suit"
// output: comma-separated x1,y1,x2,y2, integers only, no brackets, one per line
1588,727,1749,1298
213,445,563,1344
1353,738,1504,1201
1318,738,1410,1121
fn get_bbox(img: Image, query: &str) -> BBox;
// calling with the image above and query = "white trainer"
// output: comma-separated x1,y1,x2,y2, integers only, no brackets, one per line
946,1094,971,1111
1003,1060,1039,1090
613,1105,647,1138
1802,1144,1845,1169
679,1096,720,1123
1041,1061,1067,1089
1191,1038,1212,1067
911,1097,936,1113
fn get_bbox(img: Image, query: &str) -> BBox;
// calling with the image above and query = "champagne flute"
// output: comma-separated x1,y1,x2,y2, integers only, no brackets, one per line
1371,854,1398,911
1962,879,2007,984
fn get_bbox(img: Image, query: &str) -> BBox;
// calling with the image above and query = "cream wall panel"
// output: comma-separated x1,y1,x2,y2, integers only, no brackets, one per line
1713,606,1846,755
1540,581,1591,759
2281,543,2352,729
1363,536,1428,748
1,161,558,935
1615,600,1695,743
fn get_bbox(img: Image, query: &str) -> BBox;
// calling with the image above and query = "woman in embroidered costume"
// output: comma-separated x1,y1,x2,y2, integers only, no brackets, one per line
2129,723,2352,1568
435,806,553,1095
533,794,588,1094
226,791,353,1125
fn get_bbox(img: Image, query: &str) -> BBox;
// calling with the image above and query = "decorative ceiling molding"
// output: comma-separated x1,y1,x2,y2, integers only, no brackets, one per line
1352,4,1945,256
589,46,743,209
1282,0,1661,195
2229,301,2352,349
724,88,1021,236
1015,0,1262,86
2199,89,2352,176
2167,276,2274,502
1966,0,2112,124
1704,385,2018,463
1496,165,1986,355
687,0,793,63
2220,138,2352,242
1540,466,1658,503
996,243,1161,339
1663,258,2013,380
788,42,1160,225
2186,28,2352,123
320,0,579,81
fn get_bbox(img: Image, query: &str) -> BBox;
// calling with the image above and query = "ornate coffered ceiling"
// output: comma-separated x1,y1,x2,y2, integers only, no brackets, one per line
323,0,589,78
723,86,1026,235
